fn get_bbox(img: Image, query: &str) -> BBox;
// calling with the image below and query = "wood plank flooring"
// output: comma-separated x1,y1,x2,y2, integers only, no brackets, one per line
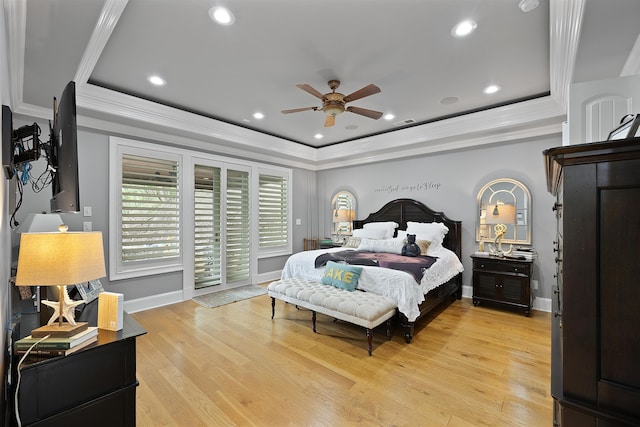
132,289,552,426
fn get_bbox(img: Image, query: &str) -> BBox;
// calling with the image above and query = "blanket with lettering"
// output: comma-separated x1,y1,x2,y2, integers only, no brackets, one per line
314,250,437,283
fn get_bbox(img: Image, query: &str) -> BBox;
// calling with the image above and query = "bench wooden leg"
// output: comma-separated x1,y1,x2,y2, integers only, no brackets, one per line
366,329,373,356
271,297,275,319
312,310,317,333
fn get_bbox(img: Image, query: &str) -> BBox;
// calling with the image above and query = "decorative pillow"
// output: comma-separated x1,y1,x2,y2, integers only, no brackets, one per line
416,239,431,254
352,228,387,240
321,261,362,291
396,230,408,240
406,221,449,246
357,237,404,254
362,221,399,239
342,236,362,248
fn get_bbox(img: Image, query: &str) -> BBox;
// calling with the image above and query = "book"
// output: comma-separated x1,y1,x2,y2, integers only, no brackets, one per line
15,336,97,358
14,327,98,351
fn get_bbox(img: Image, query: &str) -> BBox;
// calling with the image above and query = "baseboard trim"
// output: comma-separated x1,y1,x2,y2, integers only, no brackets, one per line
124,290,183,313
461,285,551,313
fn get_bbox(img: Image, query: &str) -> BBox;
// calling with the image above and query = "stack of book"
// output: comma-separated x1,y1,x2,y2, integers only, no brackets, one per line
14,326,98,358
512,247,538,260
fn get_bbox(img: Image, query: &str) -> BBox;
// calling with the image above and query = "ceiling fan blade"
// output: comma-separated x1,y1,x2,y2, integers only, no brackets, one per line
281,107,317,114
346,106,383,120
343,84,381,103
324,115,336,127
296,84,325,99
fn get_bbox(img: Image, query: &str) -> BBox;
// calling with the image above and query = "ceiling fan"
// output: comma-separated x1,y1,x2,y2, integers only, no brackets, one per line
282,80,383,127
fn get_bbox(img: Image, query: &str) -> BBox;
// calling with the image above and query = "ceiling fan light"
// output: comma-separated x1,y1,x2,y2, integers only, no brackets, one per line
324,105,344,117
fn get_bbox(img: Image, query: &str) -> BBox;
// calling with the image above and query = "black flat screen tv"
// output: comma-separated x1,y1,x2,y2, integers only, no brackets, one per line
49,81,80,213
2,105,14,179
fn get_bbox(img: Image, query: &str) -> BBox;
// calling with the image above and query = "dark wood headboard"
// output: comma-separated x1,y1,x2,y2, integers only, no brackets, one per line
353,198,462,260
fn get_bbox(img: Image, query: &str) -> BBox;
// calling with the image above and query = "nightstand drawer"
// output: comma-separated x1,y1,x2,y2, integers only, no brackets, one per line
474,259,530,276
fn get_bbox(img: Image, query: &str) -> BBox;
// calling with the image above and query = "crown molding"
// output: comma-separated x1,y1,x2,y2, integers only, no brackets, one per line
74,0,129,85
549,0,586,113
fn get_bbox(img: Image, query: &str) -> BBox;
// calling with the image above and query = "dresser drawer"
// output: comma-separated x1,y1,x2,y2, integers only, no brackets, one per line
473,259,530,276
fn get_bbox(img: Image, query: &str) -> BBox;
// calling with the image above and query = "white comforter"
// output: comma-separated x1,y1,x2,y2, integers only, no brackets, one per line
281,246,464,322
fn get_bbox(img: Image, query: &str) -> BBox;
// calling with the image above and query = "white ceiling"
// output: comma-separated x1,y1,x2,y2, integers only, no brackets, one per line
4,0,640,170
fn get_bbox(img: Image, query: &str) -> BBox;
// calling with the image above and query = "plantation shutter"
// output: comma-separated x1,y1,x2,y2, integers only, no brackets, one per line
258,174,288,247
226,169,250,282
121,154,180,263
194,165,222,289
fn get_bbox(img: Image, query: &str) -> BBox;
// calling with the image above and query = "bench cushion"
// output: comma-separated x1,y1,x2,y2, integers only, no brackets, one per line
268,277,397,329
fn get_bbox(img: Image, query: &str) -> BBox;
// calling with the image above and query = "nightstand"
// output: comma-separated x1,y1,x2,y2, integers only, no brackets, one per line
471,254,533,316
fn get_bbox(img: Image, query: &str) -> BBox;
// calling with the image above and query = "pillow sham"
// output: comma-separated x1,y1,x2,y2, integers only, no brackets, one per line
406,221,449,246
416,239,431,255
342,236,362,248
396,230,408,240
321,261,362,291
362,221,399,239
356,237,404,254
352,228,387,240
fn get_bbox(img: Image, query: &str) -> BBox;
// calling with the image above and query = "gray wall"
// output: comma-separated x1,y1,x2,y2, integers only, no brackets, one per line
317,135,560,303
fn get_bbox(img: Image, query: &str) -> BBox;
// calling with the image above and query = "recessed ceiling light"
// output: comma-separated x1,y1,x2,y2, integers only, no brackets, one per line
209,7,235,25
314,134,323,139
483,85,502,94
253,112,264,119
519,0,540,12
451,20,477,37
383,113,396,121
440,96,460,105
147,75,166,86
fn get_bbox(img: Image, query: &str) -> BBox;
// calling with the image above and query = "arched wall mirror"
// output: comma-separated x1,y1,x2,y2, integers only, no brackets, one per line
331,191,356,242
476,178,531,245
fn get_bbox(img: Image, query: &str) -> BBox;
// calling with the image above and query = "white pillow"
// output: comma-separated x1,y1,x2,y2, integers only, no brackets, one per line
352,228,387,240
406,221,449,247
396,230,408,240
362,221,399,239
357,237,404,254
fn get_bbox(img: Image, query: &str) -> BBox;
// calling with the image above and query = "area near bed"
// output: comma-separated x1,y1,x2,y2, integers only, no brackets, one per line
280,198,463,343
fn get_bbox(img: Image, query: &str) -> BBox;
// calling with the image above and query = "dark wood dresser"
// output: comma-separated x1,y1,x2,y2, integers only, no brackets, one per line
471,254,533,315
544,139,640,427
10,302,146,426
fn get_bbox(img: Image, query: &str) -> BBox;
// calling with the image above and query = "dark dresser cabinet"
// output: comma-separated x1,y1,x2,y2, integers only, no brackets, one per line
544,139,640,427
471,254,533,315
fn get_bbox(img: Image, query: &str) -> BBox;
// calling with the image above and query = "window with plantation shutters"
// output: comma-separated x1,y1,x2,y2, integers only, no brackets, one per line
259,173,288,248
226,169,250,283
120,154,180,266
194,165,222,289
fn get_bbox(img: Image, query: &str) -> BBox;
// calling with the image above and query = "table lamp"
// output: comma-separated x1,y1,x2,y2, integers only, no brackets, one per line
333,208,352,242
15,225,106,336
485,203,516,257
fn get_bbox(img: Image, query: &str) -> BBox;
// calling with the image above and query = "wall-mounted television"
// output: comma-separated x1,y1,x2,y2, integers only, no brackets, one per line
2,105,14,179
49,81,80,213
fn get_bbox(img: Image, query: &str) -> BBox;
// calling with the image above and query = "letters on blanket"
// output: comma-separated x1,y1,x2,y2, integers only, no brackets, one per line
315,250,437,283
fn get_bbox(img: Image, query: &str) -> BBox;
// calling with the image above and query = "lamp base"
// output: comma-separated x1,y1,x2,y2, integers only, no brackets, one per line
30,321,88,338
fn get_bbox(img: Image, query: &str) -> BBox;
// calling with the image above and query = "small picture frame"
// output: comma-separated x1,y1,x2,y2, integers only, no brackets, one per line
75,279,104,303
607,114,640,141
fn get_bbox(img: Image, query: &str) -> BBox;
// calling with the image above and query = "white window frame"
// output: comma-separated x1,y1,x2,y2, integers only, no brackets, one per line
254,167,292,258
109,138,184,280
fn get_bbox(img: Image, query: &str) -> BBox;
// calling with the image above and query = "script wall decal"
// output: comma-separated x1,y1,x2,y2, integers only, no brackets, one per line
374,181,442,194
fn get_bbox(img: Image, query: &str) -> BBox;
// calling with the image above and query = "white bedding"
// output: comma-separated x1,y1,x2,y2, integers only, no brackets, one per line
280,246,464,322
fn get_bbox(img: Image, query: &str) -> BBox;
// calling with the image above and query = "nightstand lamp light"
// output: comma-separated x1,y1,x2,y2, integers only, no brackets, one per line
333,208,353,243
15,225,106,336
485,203,516,257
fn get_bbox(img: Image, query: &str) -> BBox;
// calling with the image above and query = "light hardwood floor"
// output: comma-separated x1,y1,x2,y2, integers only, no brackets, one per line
132,290,552,426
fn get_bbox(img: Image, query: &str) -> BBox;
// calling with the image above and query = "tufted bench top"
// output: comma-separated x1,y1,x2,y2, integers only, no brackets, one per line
268,277,397,330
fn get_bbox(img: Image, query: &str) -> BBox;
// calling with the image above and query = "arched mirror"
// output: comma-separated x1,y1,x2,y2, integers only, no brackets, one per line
331,191,356,242
476,178,531,246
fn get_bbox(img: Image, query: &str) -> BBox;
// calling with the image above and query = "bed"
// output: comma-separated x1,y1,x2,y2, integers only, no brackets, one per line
282,198,464,342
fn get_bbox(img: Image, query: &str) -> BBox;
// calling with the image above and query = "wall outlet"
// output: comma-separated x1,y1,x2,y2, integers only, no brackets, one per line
83,221,92,231
532,279,539,290
83,206,92,217
295,218,302,225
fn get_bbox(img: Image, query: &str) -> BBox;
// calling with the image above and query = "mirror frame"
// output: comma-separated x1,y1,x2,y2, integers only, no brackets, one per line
476,178,531,245
331,190,356,240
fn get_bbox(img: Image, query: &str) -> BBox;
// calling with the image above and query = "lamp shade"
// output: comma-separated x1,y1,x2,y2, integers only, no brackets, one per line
333,209,352,222
15,231,106,287
485,204,516,225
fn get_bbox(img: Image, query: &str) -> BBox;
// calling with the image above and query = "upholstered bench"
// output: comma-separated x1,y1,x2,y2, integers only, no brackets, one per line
268,277,398,356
